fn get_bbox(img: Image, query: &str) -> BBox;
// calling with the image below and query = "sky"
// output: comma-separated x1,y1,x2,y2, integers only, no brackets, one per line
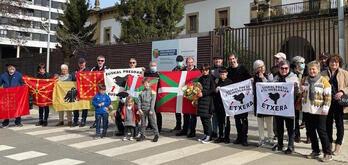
90,0,119,9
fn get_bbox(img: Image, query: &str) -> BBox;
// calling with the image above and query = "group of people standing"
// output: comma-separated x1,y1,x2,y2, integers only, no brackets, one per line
0,51,346,162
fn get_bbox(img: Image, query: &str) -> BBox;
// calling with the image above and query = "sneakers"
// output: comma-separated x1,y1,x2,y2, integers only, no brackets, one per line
79,122,86,127
137,135,145,141
94,135,101,140
201,136,211,144
0,124,9,128
321,154,333,162
42,121,48,127
122,137,127,141
272,145,283,151
153,135,159,142
306,152,320,159
214,137,224,143
36,121,43,126
198,135,207,142
15,123,23,127
175,131,187,136
129,137,134,141
257,140,265,147
90,122,96,129
55,121,64,126
284,148,293,154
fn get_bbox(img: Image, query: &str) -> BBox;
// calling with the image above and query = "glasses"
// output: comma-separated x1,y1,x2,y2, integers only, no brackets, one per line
129,62,136,64
280,67,289,70
97,60,104,62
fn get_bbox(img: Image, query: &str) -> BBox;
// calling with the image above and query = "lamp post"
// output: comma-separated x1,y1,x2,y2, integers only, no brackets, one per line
46,0,51,72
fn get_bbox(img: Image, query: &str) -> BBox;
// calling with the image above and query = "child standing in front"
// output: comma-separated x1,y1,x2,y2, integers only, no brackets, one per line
92,84,111,139
121,96,139,141
137,78,159,142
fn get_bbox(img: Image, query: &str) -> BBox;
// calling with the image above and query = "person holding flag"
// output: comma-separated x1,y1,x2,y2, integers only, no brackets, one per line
72,58,90,127
0,63,24,128
35,63,52,127
272,60,299,154
227,53,252,146
172,55,185,132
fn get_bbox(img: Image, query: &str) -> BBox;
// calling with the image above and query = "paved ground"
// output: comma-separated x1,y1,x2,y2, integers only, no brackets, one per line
0,107,347,165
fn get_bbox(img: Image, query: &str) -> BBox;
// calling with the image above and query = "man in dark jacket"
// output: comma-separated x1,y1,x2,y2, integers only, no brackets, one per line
90,55,108,129
226,54,252,146
72,58,90,127
176,56,199,138
214,69,233,143
0,63,24,127
144,61,162,133
172,55,185,131
211,56,226,138
35,63,52,127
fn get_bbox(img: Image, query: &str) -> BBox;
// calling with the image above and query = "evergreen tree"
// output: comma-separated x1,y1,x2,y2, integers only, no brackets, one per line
56,0,96,63
115,0,184,43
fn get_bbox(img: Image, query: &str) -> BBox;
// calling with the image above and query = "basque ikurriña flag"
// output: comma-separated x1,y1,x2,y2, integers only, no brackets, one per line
0,86,30,119
23,76,57,106
76,71,104,100
125,75,159,100
156,71,201,114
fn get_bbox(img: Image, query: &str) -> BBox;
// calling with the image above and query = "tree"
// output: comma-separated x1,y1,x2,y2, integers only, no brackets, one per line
56,0,96,63
115,0,184,43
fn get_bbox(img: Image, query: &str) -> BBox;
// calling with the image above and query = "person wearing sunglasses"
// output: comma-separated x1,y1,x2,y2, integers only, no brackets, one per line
272,60,300,154
90,55,108,129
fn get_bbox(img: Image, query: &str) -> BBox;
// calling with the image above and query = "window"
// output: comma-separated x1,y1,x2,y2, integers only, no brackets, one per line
41,0,48,7
103,27,111,43
51,24,57,31
0,30,7,37
50,35,56,42
32,33,40,41
52,1,61,9
51,12,58,19
33,22,41,29
186,12,199,34
34,10,41,17
42,11,49,19
40,34,48,41
34,0,41,5
215,7,230,28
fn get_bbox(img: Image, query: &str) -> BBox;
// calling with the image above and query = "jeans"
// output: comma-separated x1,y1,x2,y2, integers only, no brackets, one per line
234,113,248,142
217,109,230,139
327,101,344,145
275,116,294,149
2,117,21,126
175,113,182,128
39,106,49,122
140,110,159,136
294,111,300,139
73,109,88,124
182,114,197,135
212,112,218,134
306,113,331,155
96,113,108,136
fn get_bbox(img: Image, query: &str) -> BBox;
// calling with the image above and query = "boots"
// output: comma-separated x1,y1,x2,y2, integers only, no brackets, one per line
333,144,341,156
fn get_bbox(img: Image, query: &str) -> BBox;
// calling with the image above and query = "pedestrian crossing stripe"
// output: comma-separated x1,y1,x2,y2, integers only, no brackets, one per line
96,137,183,157
68,138,120,149
200,150,273,165
4,151,47,161
45,134,86,142
0,145,15,152
38,158,85,165
131,143,220,165
25,126,81,135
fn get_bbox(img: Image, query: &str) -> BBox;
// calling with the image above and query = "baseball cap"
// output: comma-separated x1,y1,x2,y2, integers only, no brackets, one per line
274,52,287,60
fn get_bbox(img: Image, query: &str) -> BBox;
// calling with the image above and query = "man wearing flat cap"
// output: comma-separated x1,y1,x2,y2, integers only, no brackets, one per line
0,63,24,128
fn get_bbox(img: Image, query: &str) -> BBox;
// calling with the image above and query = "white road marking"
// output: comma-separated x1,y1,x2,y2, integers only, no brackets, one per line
38,158,85,165
5,151,47,161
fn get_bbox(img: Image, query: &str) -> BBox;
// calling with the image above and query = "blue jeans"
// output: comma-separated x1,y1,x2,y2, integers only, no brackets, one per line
96,113,108,136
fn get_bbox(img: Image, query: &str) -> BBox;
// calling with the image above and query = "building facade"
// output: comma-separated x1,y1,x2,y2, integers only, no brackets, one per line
0,0,66,59
178,0,251,37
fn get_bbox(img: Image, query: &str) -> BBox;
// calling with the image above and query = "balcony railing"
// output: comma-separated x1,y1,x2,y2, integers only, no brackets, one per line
250,0,346,23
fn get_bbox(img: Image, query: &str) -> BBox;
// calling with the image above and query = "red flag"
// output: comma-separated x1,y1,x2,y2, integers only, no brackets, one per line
0,86,30,119
23,76,57,106
156,71,201,114
76,71,104,100
125,75,159,97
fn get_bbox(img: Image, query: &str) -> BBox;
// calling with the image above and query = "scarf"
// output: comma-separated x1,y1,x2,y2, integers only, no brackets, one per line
307,73,321,101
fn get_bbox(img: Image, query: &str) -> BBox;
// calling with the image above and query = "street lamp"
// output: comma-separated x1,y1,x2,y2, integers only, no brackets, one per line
41,0,51,73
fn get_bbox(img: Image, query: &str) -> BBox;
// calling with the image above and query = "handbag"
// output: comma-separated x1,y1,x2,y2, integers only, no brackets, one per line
338,94,348,107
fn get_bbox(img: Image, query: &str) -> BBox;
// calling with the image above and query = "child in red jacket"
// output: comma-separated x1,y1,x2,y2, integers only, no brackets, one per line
121,96,139,141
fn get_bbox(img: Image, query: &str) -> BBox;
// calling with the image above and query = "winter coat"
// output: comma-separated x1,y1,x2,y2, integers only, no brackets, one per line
92,93,111,115
121,104,140,127
197,74,216,118
322,68,348,113
215,78,233,113
0,71,23,88
138,88,156,112
253,73,271,117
